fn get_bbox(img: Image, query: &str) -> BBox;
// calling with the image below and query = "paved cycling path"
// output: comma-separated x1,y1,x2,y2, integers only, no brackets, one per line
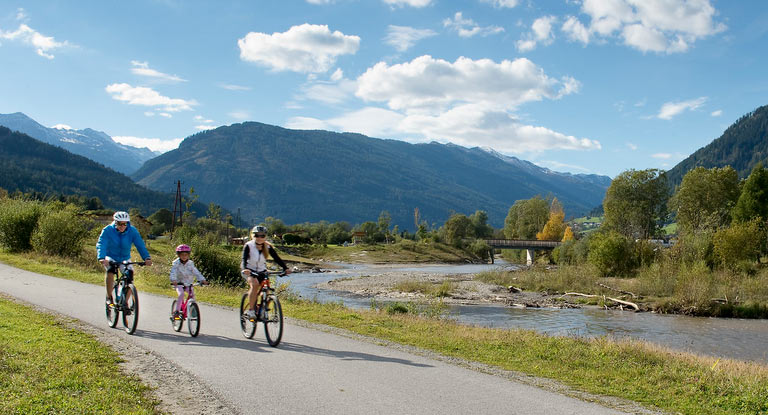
0,263,635,414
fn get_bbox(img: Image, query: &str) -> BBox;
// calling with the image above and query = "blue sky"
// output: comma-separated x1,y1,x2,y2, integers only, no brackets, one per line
1,0,766,177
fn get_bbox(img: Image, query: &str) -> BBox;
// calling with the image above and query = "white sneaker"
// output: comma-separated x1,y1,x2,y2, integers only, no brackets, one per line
244,309,256,319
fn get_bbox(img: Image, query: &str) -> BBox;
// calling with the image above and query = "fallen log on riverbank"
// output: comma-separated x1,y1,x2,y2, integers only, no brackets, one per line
562,292,640,311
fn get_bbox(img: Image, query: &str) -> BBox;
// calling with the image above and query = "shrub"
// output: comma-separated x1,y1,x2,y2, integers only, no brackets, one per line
0,199,44,252
553,238,589,265
171,225,198,244
669,230,715,267
713,218,765,270
674,261,715,310
190,237,242,287
587,231,635,277
282,233,307,245
31,205,93,258
467,240,491,261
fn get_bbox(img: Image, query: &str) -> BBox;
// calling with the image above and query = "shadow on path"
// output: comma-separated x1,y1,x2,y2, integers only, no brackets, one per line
279,342,434,368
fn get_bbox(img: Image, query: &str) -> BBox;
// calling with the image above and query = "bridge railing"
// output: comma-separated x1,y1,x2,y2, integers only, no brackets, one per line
483,239,561,249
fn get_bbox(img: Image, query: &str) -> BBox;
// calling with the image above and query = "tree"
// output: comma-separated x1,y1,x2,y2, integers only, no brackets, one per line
206,203,222,221
672,166,740,234
537,198,566,241
732,163,768,223
469,210,493,238
504,196,549,239
378,211,392,243
148,208,173,235
443,213,474,247
562,226,575,242
603,169,669,239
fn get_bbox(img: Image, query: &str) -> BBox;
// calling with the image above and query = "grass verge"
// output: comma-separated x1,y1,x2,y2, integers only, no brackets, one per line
2,246,768,414
0,297,159,414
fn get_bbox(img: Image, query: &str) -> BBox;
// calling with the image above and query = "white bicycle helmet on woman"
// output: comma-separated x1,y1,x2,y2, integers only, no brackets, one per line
113,211,130,222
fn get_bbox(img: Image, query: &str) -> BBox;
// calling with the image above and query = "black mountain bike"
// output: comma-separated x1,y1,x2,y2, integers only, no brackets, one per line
105,260,145,335
239,270,286,347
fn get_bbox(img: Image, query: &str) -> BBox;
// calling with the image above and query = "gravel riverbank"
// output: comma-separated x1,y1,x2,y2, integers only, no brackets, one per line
316,270,582,308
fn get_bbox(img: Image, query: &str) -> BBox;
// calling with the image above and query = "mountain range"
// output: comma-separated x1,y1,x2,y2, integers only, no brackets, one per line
132,122,612,229
0,126,204,216
667,104,768,186
0,112,158,175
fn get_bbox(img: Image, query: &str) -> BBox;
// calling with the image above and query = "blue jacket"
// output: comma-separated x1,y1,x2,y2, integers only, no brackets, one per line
96,222,150,262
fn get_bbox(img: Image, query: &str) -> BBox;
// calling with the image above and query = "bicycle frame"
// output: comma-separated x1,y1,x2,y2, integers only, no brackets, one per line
175,284,196,319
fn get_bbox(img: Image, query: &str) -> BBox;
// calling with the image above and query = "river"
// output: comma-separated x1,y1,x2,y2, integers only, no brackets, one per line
286,261,768,365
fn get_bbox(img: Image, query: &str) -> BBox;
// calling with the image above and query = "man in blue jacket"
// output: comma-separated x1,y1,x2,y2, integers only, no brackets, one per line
97,211,152,305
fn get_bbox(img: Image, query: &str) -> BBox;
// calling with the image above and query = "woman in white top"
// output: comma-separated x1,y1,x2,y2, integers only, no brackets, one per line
240,225,290,318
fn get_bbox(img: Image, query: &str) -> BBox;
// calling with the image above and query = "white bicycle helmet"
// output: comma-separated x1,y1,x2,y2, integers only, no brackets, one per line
251,225,267,234
113,211,130,222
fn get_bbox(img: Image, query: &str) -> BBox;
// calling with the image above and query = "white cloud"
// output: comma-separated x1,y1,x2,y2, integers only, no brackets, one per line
710,110,722,117
144,111,155,117
330,68,344,82
229,111,251,120
112,136,183,153
301,78,357,104
16,8,28,21
287,107,406,138
238,23,359,73
657,97,707,120
52,123,73,130
479,0,519,8
571,0,726,53
105,83,196,112
195,125,215,131
159,112,172,118
356,55,574,112
0,23,69,59
562,16,590,45
652,153,672,159
130,61,186,82
517,16,557,52
443,12,504,38
384,25,437,52
382,0,432,7
538,160,592,173
626,142,638,150
298,55,598,154
194,115,214,123
219,83,251,91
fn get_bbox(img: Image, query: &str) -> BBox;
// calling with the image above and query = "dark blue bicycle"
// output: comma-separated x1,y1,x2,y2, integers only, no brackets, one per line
105,260,145,335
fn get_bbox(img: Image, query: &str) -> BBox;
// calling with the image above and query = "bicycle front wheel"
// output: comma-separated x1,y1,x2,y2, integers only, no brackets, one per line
106,286,119,328
263,295,283,347
240,293,256,339
171,300,183,332
187,301,200,337
122,284,139,335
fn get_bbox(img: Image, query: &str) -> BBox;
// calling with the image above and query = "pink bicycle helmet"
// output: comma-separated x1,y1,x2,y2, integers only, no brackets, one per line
175,244,191,254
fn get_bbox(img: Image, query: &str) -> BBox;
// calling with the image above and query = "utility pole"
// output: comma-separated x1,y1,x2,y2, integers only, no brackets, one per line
171,180,184,237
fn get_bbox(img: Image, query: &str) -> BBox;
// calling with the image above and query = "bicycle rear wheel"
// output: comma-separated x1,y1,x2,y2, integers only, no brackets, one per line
187,301,200,337
239,293,256,339
122,284,139,335
106,286,119,328
171,300,183,332
263,295,283,347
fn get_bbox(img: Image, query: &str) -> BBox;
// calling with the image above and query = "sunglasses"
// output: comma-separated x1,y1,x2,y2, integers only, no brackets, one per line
253,234,266,238
116,222,128,227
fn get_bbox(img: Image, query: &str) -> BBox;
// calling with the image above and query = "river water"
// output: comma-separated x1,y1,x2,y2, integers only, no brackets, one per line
285,262,768,364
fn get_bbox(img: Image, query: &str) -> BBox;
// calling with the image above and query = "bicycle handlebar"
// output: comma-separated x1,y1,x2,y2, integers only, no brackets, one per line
109,260,146,266
170,282,206,287
242,268,288,277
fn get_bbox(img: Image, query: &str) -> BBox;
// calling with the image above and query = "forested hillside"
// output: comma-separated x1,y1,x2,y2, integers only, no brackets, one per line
0,126,202,215
667,104,768,186
133,122,611,228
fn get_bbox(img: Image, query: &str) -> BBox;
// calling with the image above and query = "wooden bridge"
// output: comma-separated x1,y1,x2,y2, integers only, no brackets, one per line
482,239,561,265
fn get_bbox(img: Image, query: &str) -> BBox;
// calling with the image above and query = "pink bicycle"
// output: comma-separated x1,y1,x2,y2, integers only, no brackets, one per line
170,283,203,337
